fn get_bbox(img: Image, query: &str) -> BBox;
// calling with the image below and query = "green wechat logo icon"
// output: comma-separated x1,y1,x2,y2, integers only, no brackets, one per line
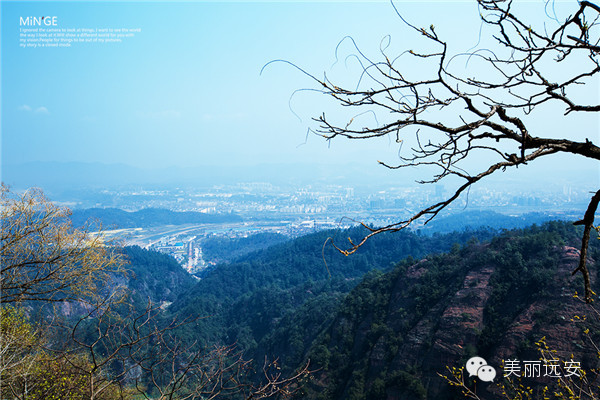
466,356,497,382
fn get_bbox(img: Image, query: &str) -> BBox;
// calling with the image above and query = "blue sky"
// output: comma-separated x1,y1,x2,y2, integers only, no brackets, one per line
2,1,417,168
1,1,598,189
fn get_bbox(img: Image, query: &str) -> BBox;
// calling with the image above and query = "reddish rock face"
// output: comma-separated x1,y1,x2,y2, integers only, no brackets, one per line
406,259,429,279
304,236,599,400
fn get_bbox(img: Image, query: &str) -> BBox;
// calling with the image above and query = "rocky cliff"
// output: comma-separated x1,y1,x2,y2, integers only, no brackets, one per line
294,223,600,400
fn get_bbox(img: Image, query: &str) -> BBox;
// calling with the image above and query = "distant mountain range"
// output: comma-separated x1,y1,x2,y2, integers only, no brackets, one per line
70,207,242,229
68,206,569,232
3,160,595,196
422,209,574,233
1,161,408,193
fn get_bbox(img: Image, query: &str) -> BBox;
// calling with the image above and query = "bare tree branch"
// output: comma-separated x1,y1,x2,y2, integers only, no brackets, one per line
280,0,600,300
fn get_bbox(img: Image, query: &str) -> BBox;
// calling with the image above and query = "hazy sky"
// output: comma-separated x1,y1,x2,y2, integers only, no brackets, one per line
2,1,413,168
1,1,598,187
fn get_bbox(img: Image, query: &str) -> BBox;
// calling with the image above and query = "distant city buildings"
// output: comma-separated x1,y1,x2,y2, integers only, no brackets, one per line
84,181,590,218
82,180,591,272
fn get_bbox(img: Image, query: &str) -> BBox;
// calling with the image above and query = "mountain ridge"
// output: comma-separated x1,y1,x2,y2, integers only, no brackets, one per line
288,222,599,400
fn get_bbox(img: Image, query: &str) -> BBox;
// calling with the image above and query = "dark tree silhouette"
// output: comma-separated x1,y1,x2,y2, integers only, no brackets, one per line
269,0,600,301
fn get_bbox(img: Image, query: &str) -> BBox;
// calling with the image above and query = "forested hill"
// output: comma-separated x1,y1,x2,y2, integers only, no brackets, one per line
70,207,242,229
287,221,600,400
105,221,600,400
166,226,499,349
200,232,289,265
120,246,196,306
421,210,568,234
